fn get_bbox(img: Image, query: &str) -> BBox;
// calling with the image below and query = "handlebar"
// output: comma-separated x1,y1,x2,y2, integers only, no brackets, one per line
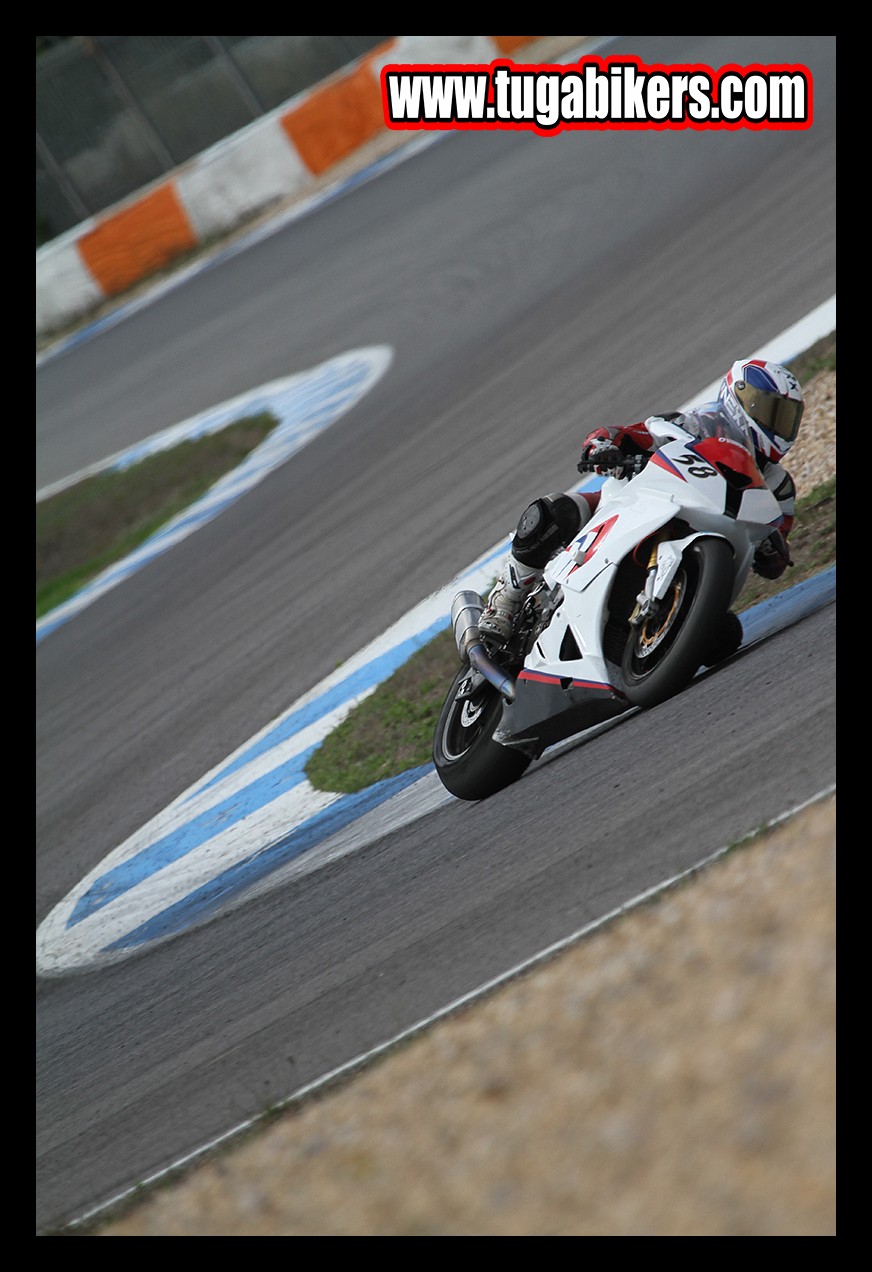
576,453,649,478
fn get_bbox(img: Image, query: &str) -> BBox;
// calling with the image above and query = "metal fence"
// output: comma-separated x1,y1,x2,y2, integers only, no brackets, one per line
36,35,391,247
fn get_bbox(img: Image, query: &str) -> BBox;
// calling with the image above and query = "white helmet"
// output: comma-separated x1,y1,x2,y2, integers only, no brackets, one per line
718,358,804,463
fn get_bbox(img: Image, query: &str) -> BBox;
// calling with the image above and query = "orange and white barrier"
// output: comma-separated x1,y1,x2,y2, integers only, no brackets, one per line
36,37,547,340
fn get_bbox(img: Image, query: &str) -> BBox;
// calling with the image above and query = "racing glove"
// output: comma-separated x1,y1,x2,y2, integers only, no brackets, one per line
752,528,793,579
580,432,625,475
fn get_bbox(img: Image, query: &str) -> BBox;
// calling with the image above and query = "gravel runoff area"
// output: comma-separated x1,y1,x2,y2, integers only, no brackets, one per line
96,371,836,1237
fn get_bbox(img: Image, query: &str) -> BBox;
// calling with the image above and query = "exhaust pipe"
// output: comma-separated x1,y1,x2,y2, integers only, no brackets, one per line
450,590,516,702
451,590,485,662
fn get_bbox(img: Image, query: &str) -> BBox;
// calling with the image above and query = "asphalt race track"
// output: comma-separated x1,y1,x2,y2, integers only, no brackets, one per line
36,36,836,1233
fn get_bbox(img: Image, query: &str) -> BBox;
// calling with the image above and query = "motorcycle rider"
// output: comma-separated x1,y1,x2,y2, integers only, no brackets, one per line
478,358,805,645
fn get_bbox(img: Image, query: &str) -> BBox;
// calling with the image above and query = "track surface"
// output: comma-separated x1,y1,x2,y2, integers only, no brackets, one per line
36,36,836,1232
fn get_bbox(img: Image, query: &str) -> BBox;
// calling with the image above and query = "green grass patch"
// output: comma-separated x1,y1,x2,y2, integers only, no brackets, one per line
786,329,836,381
36,412,278,618
304,630,462,793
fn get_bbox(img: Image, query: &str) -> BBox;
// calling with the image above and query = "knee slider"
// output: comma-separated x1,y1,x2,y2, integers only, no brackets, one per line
512,494,583,569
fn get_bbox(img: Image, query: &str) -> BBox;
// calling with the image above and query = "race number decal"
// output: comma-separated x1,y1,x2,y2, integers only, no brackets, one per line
673,452,718,479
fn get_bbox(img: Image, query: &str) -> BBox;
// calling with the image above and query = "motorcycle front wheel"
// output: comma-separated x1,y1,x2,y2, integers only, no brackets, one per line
621,536,735,710
433,665,531,801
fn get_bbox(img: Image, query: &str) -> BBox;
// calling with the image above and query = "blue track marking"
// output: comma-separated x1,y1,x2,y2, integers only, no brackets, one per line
36,346,394,643
103,764,434,951
70,615,450,925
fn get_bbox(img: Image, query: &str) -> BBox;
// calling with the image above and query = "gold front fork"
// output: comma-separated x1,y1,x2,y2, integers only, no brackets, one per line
629,533,666,627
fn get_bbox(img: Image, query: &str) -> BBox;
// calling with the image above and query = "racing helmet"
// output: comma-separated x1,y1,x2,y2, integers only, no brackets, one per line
718,358,804,463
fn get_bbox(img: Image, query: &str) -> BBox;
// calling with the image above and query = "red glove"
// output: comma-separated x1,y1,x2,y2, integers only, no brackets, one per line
581,423,654,474
580,433,623,474
581,427,613,455
583,423,654,454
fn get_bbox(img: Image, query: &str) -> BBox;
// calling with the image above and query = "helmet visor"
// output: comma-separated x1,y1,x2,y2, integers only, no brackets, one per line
734,379,803,442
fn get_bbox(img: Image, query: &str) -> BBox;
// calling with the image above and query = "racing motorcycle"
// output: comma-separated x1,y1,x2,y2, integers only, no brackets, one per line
433,412,785,801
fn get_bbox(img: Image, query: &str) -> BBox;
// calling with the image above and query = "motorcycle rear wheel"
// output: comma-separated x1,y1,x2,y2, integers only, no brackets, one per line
433,665,531,801
621,536,734,710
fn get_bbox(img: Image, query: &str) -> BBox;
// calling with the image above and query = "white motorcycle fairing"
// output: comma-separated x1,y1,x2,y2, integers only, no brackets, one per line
434,417,786,799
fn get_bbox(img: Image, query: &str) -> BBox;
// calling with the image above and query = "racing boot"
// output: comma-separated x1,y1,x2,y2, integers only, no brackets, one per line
478,555,543,644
